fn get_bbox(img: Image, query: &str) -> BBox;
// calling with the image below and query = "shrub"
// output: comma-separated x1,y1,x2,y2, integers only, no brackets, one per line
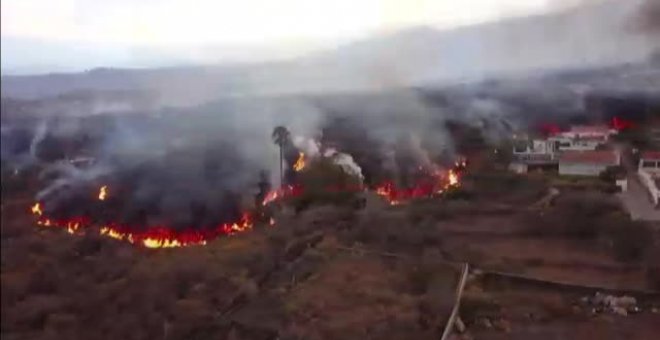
289,159,362,211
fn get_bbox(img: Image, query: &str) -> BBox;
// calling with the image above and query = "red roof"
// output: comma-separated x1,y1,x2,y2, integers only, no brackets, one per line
641,151,660,161
559,150,619,165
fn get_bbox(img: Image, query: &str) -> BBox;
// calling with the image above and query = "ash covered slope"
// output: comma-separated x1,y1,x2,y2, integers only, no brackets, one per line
2,0,658,104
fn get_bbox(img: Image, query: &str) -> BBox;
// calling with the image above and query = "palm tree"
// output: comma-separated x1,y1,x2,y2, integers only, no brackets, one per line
272,126,290,186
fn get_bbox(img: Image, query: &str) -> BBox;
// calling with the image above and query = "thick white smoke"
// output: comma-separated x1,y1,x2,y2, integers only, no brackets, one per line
323,148,364,181
293,135,364,182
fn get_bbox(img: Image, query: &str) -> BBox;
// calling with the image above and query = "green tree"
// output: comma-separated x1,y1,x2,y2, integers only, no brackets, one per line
272,126,291,186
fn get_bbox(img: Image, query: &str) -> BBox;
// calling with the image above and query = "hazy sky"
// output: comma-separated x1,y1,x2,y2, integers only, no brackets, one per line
1,0,579,74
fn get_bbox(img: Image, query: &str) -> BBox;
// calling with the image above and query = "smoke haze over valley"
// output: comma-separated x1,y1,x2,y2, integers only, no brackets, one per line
2,0,659,104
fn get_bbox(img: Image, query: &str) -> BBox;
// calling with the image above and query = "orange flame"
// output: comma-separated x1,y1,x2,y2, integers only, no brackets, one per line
293,152,306,172
375,162,464,205
28,157,463,247
37,219,52,226
142,238,184,248
448,170,459,187
261,185,300,206
100,226,125,240
98,185,108,200
31,202,255,249
262,190,281,206
66,221,81,234
31,202,43,216
375,182,400,205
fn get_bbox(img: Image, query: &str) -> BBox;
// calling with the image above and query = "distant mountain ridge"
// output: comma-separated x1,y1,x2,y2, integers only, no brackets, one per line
2,0,657,104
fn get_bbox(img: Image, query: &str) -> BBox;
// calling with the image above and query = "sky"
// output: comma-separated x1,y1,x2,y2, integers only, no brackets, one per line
1,0,581,74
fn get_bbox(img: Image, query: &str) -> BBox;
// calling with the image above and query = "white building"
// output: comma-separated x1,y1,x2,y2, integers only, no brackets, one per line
510,125,616,174
558,150,620,176
510,138,558,173
549,125,613,152
556,125,615,140
548,135,607,151
638,151,660,207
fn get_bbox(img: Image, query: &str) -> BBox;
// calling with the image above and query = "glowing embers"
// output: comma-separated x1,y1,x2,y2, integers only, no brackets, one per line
30,203,89,235
293,152,306,172
448,169,459,187
30,201,255,249
98,185,108,201
261,185,301,206
30,180,294,249
374,165,464,205
108,214,253,249
99,225,210,248
31,202,43,216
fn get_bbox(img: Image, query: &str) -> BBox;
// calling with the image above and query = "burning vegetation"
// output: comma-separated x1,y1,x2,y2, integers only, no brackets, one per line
29,155,465,248
375,161,465,205
97,185,108,201
27,129,466,248
31,198,256,249
293,152,306,172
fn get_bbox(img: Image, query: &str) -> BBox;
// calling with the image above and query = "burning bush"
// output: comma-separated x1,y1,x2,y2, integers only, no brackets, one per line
289,158,363,211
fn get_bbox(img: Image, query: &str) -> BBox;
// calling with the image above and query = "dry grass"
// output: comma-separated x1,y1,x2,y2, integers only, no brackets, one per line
282,253,458,340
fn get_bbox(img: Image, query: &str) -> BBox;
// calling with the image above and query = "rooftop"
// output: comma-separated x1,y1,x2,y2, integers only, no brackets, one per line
559,150,619,165
641,151,660,161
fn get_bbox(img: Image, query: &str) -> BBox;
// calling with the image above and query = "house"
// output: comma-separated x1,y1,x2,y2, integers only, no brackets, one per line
556,125,615,140
510,125,616,174
509,137,559,173
548,135,607,151
512,138,558,160
558,150,620,176
638,151,660,175
648,128,660,149
548,125,613,151
637,151,660,206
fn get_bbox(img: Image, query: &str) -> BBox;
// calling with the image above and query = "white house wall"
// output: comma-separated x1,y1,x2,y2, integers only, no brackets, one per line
559,141,601,151
558,163,607,176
